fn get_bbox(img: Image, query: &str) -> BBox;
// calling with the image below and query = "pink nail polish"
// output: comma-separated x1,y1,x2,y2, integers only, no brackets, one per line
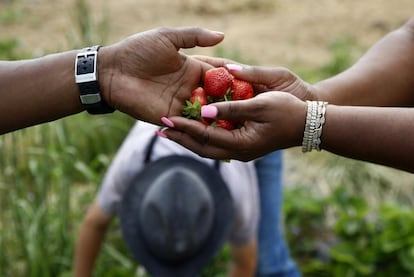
226,64,243,72
161,117,174,128
155,130,167,138
201,105,218,118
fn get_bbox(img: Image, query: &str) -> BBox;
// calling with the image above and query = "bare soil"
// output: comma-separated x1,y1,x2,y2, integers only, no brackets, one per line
2,0,413,67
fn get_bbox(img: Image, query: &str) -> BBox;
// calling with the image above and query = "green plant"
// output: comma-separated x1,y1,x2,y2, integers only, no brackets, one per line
201,244,231,277
284,185,333,276
320,37,356,77
0,3,24,25
328,186,414,276
0,112,135,277
0,38,30,60
284,184,414,277
293,36,358,84
70,0,111,47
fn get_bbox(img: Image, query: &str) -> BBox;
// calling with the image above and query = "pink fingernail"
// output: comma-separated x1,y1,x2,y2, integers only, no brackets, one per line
155,130,167,138
201,105,218,118
161,117,174,128
226,64,243,72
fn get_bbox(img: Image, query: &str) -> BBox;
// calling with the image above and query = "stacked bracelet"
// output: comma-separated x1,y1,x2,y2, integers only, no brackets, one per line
302,101,328,153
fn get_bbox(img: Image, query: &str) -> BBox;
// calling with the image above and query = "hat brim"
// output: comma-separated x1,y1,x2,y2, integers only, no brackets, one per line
119,155,234,277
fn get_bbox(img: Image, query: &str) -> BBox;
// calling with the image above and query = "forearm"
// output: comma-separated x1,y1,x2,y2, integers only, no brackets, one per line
322,105,414,172
0,51,83,134
228,239,257,277
74,222,107,277
314,16,414,107
74,203,112,277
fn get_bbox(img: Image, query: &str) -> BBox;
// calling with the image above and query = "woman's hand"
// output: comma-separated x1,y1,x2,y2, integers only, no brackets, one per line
192,55,317,101
163,91,307,161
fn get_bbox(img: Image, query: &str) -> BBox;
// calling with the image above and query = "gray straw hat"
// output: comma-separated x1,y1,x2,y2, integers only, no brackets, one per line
119,155,234,277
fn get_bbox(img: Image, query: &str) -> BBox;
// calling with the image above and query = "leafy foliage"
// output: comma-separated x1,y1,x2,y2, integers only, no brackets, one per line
285,185,414,277
0,38,30,60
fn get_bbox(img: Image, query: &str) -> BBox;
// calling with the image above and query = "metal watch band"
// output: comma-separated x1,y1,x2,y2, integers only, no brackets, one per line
75,45,114,114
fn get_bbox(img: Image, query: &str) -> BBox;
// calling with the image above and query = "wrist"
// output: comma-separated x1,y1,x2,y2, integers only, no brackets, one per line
292,100,308,148
307,82,324,102
97,46,114,108
74,45,114,114
301,100,328,152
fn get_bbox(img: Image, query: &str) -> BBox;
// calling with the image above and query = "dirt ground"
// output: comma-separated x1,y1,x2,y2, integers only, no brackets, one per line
1,0,414,67
1,0,414,188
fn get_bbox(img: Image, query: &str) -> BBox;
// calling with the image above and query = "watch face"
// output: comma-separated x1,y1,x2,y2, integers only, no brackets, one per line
75,52,98,83
75,46,114,114
77,54,95,74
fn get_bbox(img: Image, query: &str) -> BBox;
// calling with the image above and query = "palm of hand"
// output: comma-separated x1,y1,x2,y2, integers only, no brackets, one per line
107,30,206,125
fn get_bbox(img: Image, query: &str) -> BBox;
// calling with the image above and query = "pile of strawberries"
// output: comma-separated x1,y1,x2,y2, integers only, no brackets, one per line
182,67,254,130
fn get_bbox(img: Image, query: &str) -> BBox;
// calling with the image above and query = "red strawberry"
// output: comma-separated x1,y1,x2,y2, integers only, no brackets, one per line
182,87,207,119
212,119,235,130
190,86,208,106
200,118,213,126
230,79,254,100
204,67,234,99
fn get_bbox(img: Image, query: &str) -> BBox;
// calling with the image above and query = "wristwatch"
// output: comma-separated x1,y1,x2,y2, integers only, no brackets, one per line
75,45,114,114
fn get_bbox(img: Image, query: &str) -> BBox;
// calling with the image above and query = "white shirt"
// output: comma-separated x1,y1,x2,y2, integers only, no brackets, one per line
97,121,259,245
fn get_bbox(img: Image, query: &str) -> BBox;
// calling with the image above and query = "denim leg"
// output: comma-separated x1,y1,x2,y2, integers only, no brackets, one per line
254,151,301,277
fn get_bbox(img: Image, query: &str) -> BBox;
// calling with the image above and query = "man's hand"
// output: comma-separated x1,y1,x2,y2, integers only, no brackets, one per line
100,27,224,125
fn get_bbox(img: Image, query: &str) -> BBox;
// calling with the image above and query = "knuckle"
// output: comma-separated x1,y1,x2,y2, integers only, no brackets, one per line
199,129,210,145
156,26,171,34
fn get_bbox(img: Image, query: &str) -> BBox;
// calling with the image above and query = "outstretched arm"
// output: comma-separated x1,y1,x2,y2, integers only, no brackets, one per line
73,201,113,277
163,93,414,172
191,16,414,107
313,16,414,107
0,26,224,134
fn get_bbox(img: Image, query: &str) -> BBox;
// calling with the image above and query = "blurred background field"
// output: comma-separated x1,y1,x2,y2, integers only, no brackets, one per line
1,0,414,276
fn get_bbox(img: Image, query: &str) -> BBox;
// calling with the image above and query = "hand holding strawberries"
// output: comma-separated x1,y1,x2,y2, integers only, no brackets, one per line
161,59,314,161
182,66,254,130
190,56,316,101
166,90,307,161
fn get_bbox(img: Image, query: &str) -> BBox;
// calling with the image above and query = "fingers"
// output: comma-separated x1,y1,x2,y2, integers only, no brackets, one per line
162,27,225,49
187,57,215,80
226,65,295,88
191,55,237,67
163,128,232,160
162,117,242,160
191,55,299,93
201,98,260,122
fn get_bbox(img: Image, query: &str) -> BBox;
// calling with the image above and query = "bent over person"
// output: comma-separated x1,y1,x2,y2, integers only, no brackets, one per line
73,121,259,277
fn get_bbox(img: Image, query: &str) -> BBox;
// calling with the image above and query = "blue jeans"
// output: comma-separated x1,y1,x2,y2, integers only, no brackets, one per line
254,151,301,277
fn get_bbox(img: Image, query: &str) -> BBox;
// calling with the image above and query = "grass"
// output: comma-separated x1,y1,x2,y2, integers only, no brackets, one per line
0,2,25,25
0,112,135,277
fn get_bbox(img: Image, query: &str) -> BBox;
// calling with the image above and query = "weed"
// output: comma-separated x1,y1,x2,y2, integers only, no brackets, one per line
0,3,24,25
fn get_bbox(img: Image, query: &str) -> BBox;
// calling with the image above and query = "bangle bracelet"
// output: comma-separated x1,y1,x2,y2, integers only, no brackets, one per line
302,101,328,153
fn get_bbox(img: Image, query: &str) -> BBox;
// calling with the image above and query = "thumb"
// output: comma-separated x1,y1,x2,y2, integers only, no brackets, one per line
201,99,256,122
166,27,225,49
